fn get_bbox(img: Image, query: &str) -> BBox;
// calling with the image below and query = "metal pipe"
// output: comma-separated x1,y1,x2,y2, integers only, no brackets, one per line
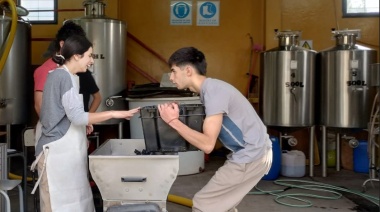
88,132,100,148
336,133,341,171
6,124,10,148
322,126,327,177
118,122,123,139
370,134,377,179
309,126,315,177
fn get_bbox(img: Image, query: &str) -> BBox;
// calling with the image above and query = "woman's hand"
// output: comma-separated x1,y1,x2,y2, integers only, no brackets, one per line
86,124,94,135
112,107,140,120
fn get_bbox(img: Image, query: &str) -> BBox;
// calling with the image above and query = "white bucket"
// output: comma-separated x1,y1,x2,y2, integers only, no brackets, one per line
281,150,306,177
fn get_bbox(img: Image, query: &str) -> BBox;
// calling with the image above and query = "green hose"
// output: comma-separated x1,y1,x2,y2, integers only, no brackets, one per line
248,179,379,208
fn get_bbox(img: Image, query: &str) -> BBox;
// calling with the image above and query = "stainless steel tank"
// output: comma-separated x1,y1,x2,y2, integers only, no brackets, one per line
0,18,31,125
71,0,126,125
317,29,377,129
260,30,316,128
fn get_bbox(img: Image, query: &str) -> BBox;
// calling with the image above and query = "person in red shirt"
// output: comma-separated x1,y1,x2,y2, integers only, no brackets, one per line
34,21,101,116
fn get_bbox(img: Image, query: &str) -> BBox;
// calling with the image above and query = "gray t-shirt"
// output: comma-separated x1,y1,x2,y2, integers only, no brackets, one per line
200,78,271,163
36,66,89,155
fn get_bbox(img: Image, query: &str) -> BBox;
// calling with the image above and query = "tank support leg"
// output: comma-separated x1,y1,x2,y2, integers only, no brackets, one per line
322,126,327,177
118,122,123,139
336,133,341,171
309,126,315,177
6,124,11,148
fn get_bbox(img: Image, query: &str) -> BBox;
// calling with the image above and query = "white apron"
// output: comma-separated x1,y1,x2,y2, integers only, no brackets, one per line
32,124,94,212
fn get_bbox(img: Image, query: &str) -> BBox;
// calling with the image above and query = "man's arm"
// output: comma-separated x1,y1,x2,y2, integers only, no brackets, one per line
88,91,101,113
34,91,43,117
158,103,222,154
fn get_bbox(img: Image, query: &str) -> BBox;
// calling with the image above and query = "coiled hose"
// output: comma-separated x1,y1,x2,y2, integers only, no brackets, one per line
249,179,379,208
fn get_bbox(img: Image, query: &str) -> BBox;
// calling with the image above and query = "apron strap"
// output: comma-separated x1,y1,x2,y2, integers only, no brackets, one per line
263,146,273,175
263,136,273,175
31,147,49,194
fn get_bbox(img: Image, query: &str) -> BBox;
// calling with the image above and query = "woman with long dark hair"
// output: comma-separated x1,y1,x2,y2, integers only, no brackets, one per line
32,35,140,212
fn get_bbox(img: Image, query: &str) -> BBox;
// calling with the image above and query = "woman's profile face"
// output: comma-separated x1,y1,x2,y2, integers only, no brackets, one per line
78,47,94,72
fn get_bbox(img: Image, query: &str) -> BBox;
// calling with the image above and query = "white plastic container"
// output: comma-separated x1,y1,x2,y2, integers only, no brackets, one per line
281,150,306,177
89,139,179,211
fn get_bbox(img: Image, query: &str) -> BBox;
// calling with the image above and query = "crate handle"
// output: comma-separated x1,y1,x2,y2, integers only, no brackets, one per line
121,177,147,182
140,114,205,119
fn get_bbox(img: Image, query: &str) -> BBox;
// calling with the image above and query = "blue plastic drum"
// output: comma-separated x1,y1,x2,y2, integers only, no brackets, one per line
262,136,281,180
353,140,369,173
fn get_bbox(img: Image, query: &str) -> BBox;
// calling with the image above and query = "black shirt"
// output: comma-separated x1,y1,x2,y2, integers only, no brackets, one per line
77,70,100,112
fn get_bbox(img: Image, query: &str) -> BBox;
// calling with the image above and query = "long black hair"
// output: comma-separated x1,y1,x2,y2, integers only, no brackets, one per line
52,35,93,65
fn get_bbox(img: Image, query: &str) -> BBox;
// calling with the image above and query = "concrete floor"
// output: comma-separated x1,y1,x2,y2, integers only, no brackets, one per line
6,154,380,212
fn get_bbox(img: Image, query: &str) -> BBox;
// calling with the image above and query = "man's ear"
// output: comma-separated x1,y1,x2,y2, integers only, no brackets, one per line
59,40,64,48
185,65,193,76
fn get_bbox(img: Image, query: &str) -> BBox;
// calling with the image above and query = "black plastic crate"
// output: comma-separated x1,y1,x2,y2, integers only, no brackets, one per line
140,104,205,153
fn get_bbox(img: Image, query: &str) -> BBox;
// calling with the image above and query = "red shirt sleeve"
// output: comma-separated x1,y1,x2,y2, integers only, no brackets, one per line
34,59,57,91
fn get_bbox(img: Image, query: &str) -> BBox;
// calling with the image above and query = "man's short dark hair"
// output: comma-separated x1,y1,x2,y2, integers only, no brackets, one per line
168,47,207,75
54,21,86,53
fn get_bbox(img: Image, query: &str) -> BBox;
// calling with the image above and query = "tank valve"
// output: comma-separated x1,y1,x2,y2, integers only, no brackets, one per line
0,98,13,108
348,139,359,148
105,98,114,107
288,137,298,146
0,99,6,108
105,96,122,107
281,135,298,146
342,135,359,148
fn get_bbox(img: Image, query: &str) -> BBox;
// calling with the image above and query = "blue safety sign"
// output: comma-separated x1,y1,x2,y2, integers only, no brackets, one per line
199,2,217,18
197,1,219,26
173,2,190,18
170,1,192,25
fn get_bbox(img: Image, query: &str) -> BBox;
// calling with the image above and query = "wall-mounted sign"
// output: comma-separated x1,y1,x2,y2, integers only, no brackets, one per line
197,1,220,26
170,1,192,25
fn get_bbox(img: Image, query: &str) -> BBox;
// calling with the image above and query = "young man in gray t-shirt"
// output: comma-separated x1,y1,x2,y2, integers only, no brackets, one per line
158,47,272,212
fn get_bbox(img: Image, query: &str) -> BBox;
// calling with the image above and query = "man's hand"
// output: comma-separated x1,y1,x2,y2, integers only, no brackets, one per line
158,102,180,124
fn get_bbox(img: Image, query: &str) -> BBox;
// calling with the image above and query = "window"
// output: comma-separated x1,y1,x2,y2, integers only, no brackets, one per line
18,0,57,24
343,0,379,17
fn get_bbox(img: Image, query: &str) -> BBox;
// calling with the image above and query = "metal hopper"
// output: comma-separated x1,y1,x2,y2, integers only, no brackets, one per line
89,139,179,211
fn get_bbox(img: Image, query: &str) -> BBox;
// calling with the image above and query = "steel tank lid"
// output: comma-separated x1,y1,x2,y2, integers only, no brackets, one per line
71,0,125,24
332,29,360,46
264,46,317,52
265,29,316,52
70,15,125,24
319,44,374,52
275,30,300,47
319,28,375,51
